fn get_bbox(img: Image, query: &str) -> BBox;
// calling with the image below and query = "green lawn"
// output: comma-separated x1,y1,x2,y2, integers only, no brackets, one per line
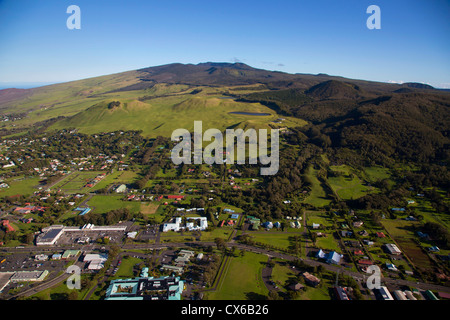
87,195,141,214
0,176,42,197
207,252,269,300
327,173,370,200
303,166,332,207
113,256,144,279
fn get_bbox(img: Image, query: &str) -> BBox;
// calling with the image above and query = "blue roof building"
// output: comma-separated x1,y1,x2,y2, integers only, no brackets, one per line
105,273,184,300
316,250,342,265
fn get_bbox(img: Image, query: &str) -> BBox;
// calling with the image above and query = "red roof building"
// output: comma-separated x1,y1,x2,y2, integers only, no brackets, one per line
167,195,185,199
1,220,15,232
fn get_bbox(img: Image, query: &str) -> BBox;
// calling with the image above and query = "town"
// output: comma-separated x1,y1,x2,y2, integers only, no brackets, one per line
0,128,448,301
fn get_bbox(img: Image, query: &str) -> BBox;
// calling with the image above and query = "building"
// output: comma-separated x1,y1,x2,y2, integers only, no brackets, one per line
288,282,305,291
1,220,15,232
105,275,184,300
384,243,402,255
10,270,49,283
36,225,65,246
161,265,184,274
84,253,108,270
386,263,398,271
316,249,342,265
302,272,320,287
62,250,80,260
353,221,364,228
115,184,127,193
376,286,394,300
393,290,408,300
334,286,350,300
162,217,182,232
36,224,128,246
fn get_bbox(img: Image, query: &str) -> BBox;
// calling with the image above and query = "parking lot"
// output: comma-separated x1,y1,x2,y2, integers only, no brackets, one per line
0,253,70,273
137,224,160,242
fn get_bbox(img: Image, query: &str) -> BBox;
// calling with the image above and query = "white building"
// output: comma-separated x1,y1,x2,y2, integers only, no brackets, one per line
377,286,394,300
385,243,402,255
162,217,208,232
84,253,108,270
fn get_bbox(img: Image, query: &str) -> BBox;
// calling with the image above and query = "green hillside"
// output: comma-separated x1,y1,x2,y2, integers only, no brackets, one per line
48,95,306,137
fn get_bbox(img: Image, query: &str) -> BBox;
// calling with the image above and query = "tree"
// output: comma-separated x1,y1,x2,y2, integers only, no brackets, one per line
214,238,226,251
267,290,281,300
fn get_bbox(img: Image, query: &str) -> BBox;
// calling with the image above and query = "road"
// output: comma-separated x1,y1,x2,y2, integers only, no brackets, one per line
3,240,450,299
9,260,84,299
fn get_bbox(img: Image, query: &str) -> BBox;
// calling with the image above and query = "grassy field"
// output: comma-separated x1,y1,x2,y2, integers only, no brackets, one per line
327,166,371,200
112,256,144,279
270,260,332,300
303,166,332,207
0,177,39,197
247,231,301,251
90,170,138,191
207,252,269,300
87,195,141,214
29,274,92,300
0,176,42,197
382,219,432,270
51,171,105,193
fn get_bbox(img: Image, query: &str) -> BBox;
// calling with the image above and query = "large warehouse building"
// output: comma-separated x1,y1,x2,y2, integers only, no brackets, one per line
36,224,128,246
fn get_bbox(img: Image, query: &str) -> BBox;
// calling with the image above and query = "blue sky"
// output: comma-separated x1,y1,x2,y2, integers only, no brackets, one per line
0,0,449,88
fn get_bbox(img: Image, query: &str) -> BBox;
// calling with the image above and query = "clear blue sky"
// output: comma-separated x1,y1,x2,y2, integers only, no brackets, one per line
0,0,449,88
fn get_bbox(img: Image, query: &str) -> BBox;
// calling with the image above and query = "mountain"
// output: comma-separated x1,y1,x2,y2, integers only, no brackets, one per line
0,62,448,166
305,80,364,100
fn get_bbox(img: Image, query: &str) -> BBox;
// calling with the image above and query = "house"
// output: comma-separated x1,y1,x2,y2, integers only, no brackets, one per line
358,259,373,266
312,223,320,229
386,263,398,271
262,221,273,229
316,249,343,265
353,221,364,228
288,282,305,291
384,243,402,255
167,195,185,200
325,251,343,265
428,246,440,252
376,232,386,238
1,220,15,232
358,230,369,237
302,272,320,287
341,230,353,237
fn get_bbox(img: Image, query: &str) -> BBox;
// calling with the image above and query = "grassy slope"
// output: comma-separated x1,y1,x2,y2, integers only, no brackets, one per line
49,93,306,138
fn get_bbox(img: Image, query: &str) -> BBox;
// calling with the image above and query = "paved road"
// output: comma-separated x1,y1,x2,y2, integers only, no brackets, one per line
4,241,450,297
10,260,84,299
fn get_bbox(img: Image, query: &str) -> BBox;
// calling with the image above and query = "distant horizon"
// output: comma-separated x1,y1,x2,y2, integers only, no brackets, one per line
0,61,449,90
